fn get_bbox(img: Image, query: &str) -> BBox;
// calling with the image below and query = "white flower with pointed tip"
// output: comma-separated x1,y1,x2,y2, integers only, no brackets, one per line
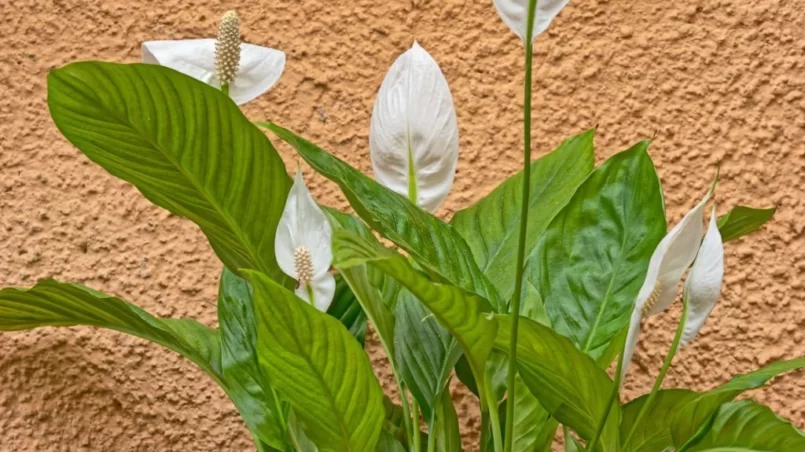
142,10,285,105
370,42,459,213
275,170,335,312
680,208,725,347
492,0,571,43
621,191,711,381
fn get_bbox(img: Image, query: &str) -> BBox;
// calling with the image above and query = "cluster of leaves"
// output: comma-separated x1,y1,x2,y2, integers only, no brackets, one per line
1,3,802,451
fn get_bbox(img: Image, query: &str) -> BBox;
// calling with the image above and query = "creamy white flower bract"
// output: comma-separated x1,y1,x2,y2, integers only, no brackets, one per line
275,170,335,312
142,39,285,105
369,42,459,213
681,208,725,347
621,191,711,380
492,0,571,42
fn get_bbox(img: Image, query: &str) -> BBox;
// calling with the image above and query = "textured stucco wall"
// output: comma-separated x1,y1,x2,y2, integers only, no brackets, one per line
1,0,804,450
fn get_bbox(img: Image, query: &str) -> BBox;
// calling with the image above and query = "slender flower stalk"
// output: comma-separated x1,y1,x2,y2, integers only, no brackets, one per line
503,0,539,450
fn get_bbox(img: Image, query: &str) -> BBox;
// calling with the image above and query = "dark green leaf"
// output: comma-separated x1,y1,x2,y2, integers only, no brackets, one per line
332,229,498,408
432,389,463,452
263,122,501,309
495,315,619,451
681,400,805,451
451,130,595,302
247,271,385,452
0,280,221,378
717,205,776,243
48,62,292,282
510,374,557,451
328,274,368,346
527,142,666,359
620,389,699,452
394,290,461,420
218,268,287,449
565,426,586,452
670,359,805,446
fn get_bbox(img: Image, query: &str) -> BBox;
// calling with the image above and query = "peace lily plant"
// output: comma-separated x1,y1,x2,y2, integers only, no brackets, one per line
1,4,801,452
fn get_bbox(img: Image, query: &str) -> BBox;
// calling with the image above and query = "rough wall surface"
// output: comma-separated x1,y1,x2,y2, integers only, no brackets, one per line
1,0,803,450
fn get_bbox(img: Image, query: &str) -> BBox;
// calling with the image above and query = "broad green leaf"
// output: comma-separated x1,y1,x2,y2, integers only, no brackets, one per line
510,374,557,451
218,268,287,449
527,142,666,359
394,290,461,420
247,271,385,452
451,130,595,301
670,359,805,446
332,229,498,408
0,280,221,379
620,389,699,452
328,273,368,346
495,315,619,450
681,400,805,451
48,62,292,282
262,122,501,309
717,205,776,242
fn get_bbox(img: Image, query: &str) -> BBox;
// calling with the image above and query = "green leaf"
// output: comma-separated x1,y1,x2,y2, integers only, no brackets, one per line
0,280,221,378
717,205,776,243
329,274,368,346
670,359,805,446
332,228,498,408
262,122,501,309
450,130,595,301
565,426,587,452
494,315,620,451
510,374,557,451
620,389,699,452
48,62,292,282
247,271,385,452
218,268,287,449
394,290,461,420
527,142,666,359
681,400,805,451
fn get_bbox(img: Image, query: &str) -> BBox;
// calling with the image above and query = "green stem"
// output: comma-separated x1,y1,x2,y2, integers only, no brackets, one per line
484,378,504,452
221,83,230,96
412,397,423,452
622,300,689,450
503,0,539,451
481,410,490,452
588,351,624,452
400,385,415,450
427,417,438,452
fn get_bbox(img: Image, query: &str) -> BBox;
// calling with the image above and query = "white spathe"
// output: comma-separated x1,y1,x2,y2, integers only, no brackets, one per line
275,170,335,312
492,0,571,42
369,42,459,213
142,39,285,105
681,208,725,347
621,191,711,380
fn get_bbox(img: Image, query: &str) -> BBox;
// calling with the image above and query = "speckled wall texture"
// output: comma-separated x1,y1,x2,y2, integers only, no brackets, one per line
1,0,803,450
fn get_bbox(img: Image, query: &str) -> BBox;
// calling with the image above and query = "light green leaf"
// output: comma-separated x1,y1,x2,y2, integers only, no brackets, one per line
0,280,221,379
262,122,501,309
527,142,666,359
620,389,699,452
394,290,461,420
332,229,498,408
450,130,595,301
717,205,776,243
495,315,619,450
670,359,805,446
48,62,292,282
565,426,587,452
510,374,557,451
247,271,385,452
218,268,287,449
681,400,805,451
